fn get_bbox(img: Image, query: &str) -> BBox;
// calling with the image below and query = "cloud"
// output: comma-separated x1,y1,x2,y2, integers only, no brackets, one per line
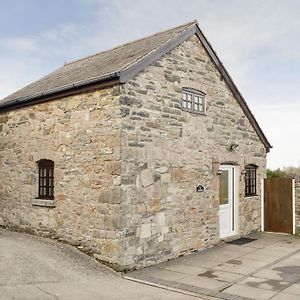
1,0,299,99
78,0,300,94
2,37,40,52
253,104,300,168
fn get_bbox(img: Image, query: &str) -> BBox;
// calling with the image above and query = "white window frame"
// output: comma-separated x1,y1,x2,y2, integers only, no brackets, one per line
181,88,205,114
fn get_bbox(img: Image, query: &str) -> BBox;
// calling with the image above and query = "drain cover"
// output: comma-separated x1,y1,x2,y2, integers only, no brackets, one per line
226,237,257,245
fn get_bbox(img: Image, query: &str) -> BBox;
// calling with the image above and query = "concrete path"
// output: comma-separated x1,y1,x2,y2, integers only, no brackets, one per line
126,232,300,300
0,229,200,300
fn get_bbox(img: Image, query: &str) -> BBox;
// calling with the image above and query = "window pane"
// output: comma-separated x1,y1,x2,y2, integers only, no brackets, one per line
38,160,54,198
245,167,256,196
219,170,229,205
182,90,205,113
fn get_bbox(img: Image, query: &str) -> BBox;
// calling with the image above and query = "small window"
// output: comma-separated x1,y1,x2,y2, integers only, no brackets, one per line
245,165,257,196
182,88,205,113
38,160,54,199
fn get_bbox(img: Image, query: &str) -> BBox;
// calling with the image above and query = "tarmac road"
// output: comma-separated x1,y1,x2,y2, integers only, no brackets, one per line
0,229,200,300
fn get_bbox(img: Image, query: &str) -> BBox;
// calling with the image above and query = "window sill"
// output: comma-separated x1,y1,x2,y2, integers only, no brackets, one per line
182,108,206,115
245,194,258,198
32,199,56,208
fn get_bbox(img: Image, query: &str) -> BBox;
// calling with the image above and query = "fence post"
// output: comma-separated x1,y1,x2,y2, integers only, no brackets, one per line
261,178,264,232
292,178,296,235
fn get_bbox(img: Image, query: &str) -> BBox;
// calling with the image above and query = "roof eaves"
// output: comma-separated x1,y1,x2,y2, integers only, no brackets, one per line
0,72,120,111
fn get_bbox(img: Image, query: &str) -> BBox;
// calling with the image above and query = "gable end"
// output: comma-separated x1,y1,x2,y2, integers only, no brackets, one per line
118,23,271,152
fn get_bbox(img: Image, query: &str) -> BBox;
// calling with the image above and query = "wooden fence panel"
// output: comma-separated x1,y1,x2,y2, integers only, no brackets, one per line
264,178,293,234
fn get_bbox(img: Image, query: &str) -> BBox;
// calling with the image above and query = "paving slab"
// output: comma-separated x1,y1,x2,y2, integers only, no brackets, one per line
127,232,300,300
226,257,268,268
221,244,259,254
201,249,245,261
289,251,300,258
183,257,222,269
238,276,291,292
271,258,300,272
135,268,188,281
213,262,258,275
270,293,300,300
223,283,277,300
267,245,299,255
198,270,244,282
162,263,208,275
241,252,281,263
251,248,288,259
178,275,227,290
253,268,300,283
281,283,300,295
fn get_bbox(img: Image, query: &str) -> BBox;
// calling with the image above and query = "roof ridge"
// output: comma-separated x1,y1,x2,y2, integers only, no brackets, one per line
64,20,197,67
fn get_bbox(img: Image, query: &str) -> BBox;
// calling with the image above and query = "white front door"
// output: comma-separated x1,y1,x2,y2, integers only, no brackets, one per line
219,165,235,238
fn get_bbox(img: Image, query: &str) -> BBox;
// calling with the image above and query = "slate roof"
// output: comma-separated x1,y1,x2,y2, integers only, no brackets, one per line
0,21,196,106
0,20,271,151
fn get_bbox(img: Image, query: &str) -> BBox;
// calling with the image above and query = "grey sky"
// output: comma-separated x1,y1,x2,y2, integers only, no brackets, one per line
0,0,299,168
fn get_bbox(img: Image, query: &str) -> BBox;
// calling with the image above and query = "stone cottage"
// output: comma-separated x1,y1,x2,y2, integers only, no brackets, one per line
0,20,271,270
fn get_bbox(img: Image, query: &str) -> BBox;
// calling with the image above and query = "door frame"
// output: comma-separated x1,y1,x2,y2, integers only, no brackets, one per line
219,164,239,239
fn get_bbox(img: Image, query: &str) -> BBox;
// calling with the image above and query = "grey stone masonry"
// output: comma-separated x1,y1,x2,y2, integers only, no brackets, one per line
118,35,266,269
0,33,267,271
0,87,124,267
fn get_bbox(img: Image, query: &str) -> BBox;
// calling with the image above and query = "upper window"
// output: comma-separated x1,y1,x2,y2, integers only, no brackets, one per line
182,88,205,114
245,165,257,196
38,160,54,200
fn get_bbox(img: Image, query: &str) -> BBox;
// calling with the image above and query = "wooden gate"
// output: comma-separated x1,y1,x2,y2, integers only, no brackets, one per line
263,178,294,234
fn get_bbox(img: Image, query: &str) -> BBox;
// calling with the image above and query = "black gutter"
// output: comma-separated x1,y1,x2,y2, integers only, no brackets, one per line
0,72,120,111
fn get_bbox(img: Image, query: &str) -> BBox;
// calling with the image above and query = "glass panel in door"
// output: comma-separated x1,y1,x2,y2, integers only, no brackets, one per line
220,170,229,205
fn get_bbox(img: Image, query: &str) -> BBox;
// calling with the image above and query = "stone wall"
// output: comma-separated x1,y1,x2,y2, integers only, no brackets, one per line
0,33,268,271
118,35,267,269
0,86,123,266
